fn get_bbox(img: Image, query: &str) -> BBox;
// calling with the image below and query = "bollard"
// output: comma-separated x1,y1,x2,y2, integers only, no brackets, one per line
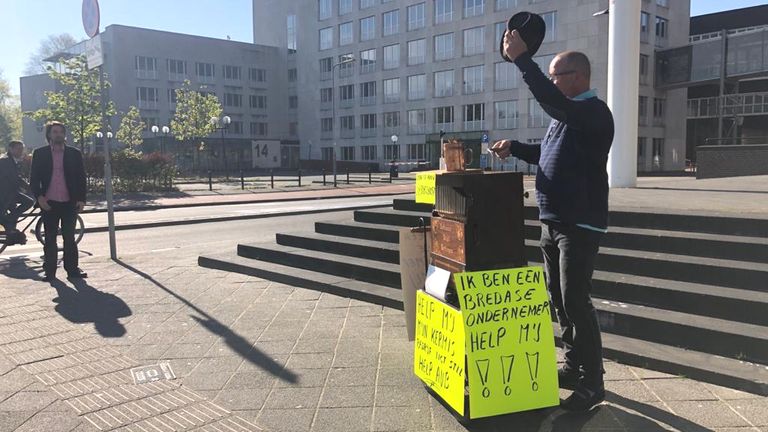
208,170,212,191
270,169,274,189
388,167,392,183
298,169,302,187
240,170,245,190
369,167,372,184
322,169,326,186
346,170,350,185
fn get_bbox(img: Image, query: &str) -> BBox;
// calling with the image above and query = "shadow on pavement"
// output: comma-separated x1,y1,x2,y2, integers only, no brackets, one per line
0,256,43,280
115,259,298,384
606,391,715,432
51,278,131,338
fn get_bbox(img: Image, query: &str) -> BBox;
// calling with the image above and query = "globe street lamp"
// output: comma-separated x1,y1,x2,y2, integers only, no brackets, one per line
210,115,232,179
151,125,170,154
390,134,398,177
332,54,356,187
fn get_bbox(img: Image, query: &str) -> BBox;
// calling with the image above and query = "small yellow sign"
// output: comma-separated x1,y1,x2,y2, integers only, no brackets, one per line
415,172,436,204
454,266,559,418
414,291,465,415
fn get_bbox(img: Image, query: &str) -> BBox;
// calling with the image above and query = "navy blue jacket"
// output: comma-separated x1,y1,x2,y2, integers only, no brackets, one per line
510,53,614,230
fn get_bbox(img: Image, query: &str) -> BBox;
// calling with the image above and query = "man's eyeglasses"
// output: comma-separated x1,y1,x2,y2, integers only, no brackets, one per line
548,70,576,80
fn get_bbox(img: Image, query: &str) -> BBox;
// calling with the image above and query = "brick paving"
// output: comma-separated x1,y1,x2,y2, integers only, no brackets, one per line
1,252,766,431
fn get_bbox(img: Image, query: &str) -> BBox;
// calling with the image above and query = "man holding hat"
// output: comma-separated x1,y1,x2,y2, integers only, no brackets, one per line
492,28,614,412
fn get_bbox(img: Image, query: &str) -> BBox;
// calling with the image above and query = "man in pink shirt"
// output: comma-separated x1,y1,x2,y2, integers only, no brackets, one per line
29,121,88,282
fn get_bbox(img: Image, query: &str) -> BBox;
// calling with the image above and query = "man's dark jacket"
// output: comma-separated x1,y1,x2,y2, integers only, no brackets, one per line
29,145,87,204
0,155,25,211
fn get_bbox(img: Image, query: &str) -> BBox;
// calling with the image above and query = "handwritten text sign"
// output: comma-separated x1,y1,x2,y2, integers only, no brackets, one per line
454,266,558,418
414,290,465,415
415,172,436,204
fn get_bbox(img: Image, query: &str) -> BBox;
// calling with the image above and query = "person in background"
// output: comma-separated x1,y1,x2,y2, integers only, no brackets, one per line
0,140,34,245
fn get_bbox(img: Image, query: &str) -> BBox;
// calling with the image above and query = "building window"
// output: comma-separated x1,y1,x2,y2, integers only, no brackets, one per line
434,33,454,61
320,27,333,50
640,12,650,43
464,103,485,130
289,95,298,109
383,78,400,103
383,44,400,69
135,56,157,79
250,94,267,109
655,16,668,46
495,100,518,129
361,0,375,9
528,98,550,128
249,68,266,82
542,12,556,42
384,144,400,160
360,81,376,105
360,16,376,41
229,120,243,135
408,143,426,160
464,0,484,18
495,21,506,44
463,65,484,94
167,88,178,105
167,59,187,81
638,95,647,125
320,57,333,80
340,115,355,138
361,145,377,160
223,65,242,81
408,39,426,65
136,87,158,109
408,74,426,100
408,109,426,134
339,53,354,78
434,70,454,97
196,62,215,83
288,68,298,82
341,146,355,161
287,15,297,53
534,54,555,72
434,106,454,132
435,0,453,24
360,49,376,74
339,0,352,15
652,138,664,169
361,113,377,136
639,54,649,85
384,111,400,135
319,0,332,20
407,3,426,31
383,10,399,36
656,0,668,8
322,147,333,160
141,117,158,131
463,27,484,56
339,22,353,45
321,118,333,139
653,97,665,125
320,87,333,105
224,93,242,108
495,62,517,90
339,84,355,104
496,0,515,11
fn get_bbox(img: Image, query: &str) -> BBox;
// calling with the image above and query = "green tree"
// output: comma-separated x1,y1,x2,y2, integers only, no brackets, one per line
0,69,22,146
116,106,145,152
26,55,115,152
170,80,222,171
24,33,81,75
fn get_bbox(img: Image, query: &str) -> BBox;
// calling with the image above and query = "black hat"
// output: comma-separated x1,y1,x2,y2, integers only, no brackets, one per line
500,11,546,62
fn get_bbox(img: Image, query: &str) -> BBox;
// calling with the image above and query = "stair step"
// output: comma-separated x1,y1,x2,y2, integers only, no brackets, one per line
276,232,399,264
198,253,403,310
237,243,401,288
354,208,431,227
315,221,400,243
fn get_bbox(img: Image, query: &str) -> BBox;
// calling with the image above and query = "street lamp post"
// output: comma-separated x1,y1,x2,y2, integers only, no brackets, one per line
210,115,231,179
390,134,398,177
151,125,170,154
332,55,356,187
96,130,116,259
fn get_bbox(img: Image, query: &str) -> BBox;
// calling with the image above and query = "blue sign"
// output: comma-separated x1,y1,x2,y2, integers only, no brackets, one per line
82,0,100,39
482,133,489,143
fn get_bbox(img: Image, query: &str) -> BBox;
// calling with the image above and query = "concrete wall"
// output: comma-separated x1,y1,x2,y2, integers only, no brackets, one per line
696,144,768,178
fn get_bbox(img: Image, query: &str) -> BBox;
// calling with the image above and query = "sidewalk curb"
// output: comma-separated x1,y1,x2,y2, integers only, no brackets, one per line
83,202,394,233
81,189,413,214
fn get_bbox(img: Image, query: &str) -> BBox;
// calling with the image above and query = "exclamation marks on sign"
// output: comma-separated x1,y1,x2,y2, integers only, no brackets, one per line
500,354,515,396
475,359,491,398
526,352,540,391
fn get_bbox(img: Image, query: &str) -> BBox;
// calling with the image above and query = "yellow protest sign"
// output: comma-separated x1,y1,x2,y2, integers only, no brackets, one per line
454,266,559,418
415,172,436,204
414,290,465,415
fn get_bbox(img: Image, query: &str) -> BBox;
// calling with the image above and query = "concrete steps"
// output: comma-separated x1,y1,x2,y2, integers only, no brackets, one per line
199,198,768,395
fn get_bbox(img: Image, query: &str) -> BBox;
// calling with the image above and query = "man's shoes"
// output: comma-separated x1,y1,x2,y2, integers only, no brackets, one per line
558,367,582,390
561,382,605,412
66,269,88,279
40,273,55,283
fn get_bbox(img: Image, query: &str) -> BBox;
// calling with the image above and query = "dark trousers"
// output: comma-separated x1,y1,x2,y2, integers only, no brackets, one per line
540,221,604,387
42,201,79,276
0,192,34,231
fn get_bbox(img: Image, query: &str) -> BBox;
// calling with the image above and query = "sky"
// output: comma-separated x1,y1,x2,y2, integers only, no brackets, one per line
0,0,765,94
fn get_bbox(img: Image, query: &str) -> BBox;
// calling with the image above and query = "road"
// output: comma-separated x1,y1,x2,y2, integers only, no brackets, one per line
0,196,397,261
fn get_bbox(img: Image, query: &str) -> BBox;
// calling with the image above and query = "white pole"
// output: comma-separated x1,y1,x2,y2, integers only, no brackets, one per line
607,0,641,188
